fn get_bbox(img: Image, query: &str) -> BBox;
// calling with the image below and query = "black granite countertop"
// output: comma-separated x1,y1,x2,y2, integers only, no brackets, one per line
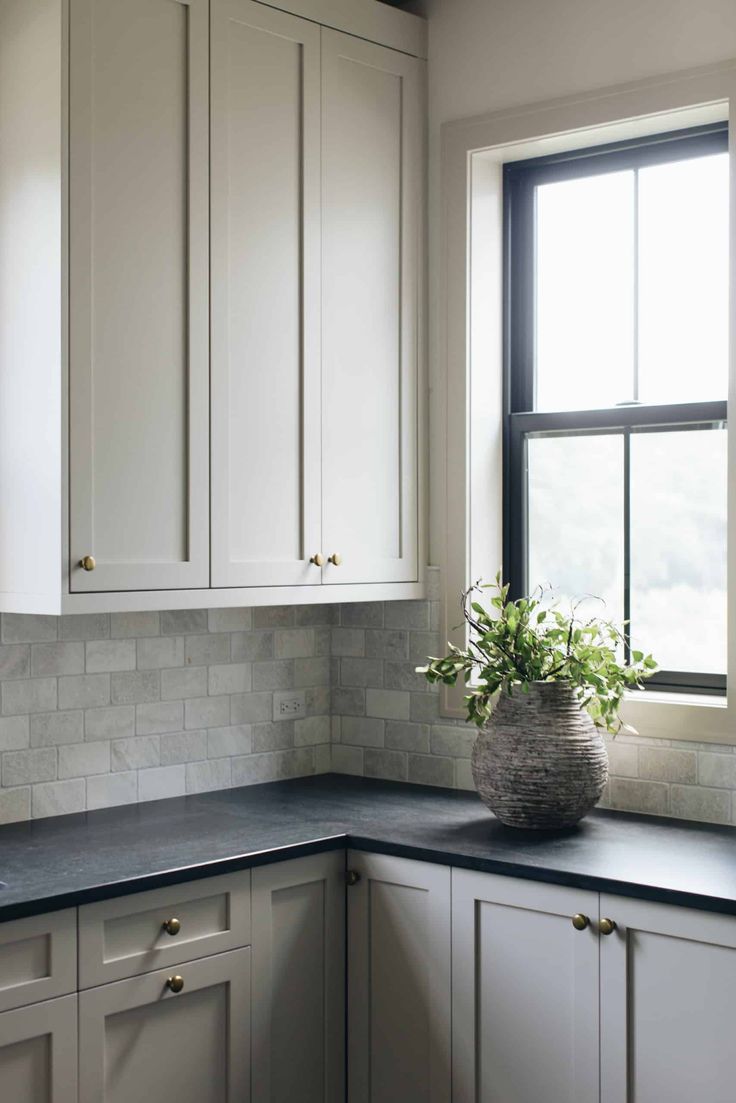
1,774,735,922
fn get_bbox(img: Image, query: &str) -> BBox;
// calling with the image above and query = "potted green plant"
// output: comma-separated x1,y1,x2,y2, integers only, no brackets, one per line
420,575,657,829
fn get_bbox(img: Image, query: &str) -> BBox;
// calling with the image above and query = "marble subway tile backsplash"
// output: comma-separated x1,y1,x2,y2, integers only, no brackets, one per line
1,570,736,827
0,607,333,824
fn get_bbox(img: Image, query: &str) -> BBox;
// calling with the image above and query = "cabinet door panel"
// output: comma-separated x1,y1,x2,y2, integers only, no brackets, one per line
452,870,599,1103
0,909,76,1013
252,851,345,1103
600,894,736,1103
69,0,209,592
0,995,77,1103
79,949,250,1103
211,0,321,588
321,31,421,585
347,851,450,1103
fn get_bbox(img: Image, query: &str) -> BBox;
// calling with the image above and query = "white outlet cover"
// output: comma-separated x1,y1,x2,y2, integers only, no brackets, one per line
272,690,307,722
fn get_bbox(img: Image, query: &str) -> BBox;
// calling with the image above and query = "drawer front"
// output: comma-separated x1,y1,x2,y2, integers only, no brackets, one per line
78,871,251,987
0,910,77,1013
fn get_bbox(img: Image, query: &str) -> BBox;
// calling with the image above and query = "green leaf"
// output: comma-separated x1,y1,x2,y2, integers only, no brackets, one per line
416,570,658,730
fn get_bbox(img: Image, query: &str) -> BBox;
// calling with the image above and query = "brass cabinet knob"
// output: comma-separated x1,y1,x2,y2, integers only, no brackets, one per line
166,975,185,994
162,917,181,936
571,913,590,931
80,555,96,571
599,917,617,936
346,869,361,886
310,553,325,567
328,553,342,566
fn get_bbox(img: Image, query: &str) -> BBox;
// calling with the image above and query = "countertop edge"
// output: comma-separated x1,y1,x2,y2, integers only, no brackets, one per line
347,835,736,918
0,835,347,923
4,821,736,922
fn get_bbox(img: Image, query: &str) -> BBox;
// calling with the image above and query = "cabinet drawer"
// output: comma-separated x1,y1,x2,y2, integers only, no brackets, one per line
78,871,251,987
0,910,77,1014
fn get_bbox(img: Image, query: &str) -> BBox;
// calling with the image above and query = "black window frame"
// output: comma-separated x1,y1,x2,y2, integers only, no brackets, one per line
502,121,729,695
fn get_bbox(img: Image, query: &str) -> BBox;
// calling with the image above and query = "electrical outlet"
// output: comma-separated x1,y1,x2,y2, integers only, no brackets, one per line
272,690,306,722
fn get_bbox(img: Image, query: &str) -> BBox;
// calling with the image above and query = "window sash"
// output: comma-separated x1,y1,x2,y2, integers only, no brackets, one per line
507,407,727,694
503,123,729,695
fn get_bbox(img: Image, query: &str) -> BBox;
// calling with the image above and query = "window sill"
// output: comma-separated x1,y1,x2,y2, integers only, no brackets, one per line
620,687,734,745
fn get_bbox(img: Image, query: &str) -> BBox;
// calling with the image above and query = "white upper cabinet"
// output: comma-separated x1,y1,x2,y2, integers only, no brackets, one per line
210,0,322,589
321,31,421,585
68,0,210,594
0,0,426,613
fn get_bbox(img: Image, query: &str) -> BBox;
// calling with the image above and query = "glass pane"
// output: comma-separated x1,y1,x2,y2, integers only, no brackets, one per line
638,153,729,404
535,172,635,411
630,426,727,673
527,434,624,624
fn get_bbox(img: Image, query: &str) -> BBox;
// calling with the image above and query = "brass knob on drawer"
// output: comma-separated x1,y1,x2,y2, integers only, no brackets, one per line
80,555,96,571
571,913,590,931
166,975,185,994
310,553,325,567
599,917,617,936
328,553,342,566
346,869,361,886
162,917,181,936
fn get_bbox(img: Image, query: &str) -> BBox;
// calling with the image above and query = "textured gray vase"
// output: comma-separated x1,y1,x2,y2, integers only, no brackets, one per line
471,681,608,829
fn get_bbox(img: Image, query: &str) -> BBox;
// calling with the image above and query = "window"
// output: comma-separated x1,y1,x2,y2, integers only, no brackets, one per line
503,123,729,694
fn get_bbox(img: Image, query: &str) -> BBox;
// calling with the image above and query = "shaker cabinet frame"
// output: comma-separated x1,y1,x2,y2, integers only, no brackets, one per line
210,0,323,590
0,0,427,615
0,995,78,1103
68,0,210,594
78,949,251,1103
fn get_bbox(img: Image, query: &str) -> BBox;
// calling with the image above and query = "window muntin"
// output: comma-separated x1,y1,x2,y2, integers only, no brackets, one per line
504,124,729,694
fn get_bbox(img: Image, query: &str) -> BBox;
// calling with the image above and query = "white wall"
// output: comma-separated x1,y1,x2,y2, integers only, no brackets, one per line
425,0,736,563
426,0,736,125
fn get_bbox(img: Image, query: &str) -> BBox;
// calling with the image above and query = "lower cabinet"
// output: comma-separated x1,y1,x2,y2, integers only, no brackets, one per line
346,850,451,1103
78,949,250,1103
452,870,599,1103
4,850,736,1103
453,869,736,1103
0,994,77,1103
600,893,736,1103
251,851,345,1103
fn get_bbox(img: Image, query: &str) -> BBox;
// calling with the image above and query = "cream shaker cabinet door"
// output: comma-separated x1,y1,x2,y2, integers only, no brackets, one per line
600,894,736,1103
210,0,322,588
452,870,599,1103
321,31,421,585
347,851,451,1103
79,949,250,1103
0,995,77,1103
252,851,345,1103
69,0,209,593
